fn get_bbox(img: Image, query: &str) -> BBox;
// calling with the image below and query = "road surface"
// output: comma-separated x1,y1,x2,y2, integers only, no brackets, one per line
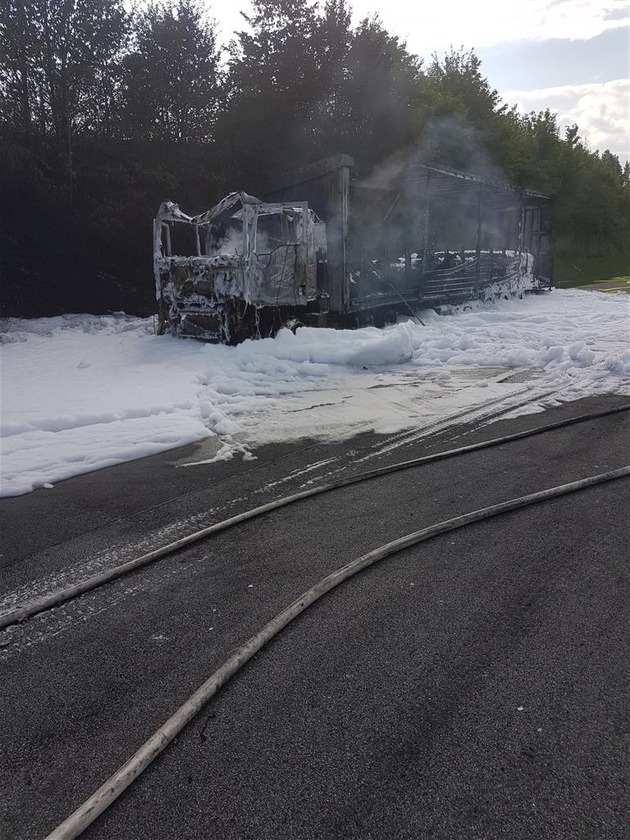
1,395,628,839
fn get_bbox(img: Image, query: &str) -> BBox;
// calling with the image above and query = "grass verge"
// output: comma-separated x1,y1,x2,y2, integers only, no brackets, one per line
554,253,630,288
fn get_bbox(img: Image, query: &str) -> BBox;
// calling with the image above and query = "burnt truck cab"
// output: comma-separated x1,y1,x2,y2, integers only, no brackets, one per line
154,191,327,342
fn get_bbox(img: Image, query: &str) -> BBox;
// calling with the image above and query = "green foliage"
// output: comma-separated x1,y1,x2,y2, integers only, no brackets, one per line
426,48,500,124
339,16,425,169
554,253,630,287
0,0,129,174
0,0,627,317
218,2,426,181
120,0,220,142
218,0,326,182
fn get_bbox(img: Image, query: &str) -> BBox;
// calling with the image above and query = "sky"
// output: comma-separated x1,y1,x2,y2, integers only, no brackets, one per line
209,0,629,164
1,288,628,497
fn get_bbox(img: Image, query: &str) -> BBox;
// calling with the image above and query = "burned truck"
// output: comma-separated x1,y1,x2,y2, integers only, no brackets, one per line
154,192,327,342
155,155,554,342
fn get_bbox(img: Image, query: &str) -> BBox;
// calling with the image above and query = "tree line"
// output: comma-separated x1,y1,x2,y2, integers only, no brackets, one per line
1,0,628,317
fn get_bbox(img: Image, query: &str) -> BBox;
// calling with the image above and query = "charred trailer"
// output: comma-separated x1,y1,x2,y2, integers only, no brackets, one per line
346,162,554,321
262,156,554,326
154,191,327,342
154,156,554,343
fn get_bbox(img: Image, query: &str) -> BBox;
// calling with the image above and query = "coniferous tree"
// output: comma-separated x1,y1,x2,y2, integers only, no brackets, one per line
342,16,425,170
307,0,354,156
120,0,220,143
220,0,321,181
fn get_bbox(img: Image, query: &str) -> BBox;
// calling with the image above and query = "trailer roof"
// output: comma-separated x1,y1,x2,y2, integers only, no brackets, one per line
353,159,552,212
413,162,551,200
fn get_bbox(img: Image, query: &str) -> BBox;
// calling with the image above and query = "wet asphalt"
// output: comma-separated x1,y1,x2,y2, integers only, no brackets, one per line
0,394,629,840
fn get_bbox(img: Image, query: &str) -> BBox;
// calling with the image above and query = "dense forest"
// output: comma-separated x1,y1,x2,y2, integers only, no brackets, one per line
1,0,628,318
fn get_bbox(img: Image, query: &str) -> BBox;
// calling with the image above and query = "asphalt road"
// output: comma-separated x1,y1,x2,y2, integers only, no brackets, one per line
1,395,629,840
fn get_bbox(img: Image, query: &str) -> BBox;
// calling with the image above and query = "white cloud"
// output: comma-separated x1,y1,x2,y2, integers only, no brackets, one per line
500,78,630,161
211,0,629,54
381,0,628,53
